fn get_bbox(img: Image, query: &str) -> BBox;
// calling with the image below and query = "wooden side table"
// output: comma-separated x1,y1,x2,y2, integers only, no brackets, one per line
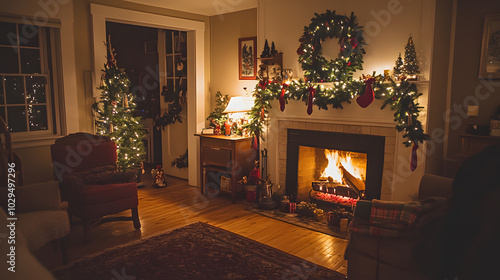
196,134,257,202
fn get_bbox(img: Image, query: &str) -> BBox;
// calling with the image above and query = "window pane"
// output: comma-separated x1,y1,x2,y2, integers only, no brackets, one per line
26,76,46,104
28,105,47,131
0,47,20,73
20,48,41,74
165,30,173,54
0,75,3,104
7,106,26,132
18,25,39,47
5,76,25,104
0,22,17,46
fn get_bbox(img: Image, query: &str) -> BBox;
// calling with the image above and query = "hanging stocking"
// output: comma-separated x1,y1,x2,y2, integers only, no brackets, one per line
279,86,286,112
307,86,315,115
410,143,418,172
356,77,376,108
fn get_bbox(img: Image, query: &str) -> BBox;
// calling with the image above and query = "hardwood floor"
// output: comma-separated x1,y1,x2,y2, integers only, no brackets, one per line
38,176,348,275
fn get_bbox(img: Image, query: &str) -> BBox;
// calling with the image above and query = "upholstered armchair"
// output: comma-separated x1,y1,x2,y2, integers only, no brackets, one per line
51,133,141,243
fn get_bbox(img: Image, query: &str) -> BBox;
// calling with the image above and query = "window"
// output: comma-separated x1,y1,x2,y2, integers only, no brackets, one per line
0,20,60,135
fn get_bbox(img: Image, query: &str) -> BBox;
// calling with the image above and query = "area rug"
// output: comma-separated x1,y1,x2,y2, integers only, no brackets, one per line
247,207,348,240
53,222,345,280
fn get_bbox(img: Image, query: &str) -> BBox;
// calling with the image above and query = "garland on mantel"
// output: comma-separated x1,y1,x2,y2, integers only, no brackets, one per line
244,10,429,165
245,76,429,147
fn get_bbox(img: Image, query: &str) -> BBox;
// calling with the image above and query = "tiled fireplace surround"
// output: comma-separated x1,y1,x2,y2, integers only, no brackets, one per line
275,120,398,201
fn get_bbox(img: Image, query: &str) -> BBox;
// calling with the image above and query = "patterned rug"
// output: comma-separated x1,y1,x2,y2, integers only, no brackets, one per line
53,222,345,280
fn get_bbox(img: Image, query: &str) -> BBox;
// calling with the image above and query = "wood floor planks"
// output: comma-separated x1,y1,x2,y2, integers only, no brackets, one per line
37,176,348,275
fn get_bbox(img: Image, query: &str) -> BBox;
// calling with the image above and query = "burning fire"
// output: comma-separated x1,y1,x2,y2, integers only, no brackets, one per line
320,149,366,188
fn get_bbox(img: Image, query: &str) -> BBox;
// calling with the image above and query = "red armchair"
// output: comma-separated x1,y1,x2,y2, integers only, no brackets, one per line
51,133,141,243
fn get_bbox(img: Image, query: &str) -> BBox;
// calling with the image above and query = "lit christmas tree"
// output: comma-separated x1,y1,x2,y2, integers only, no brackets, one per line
93,41,145,171
393,53,404,79
403,35,420,78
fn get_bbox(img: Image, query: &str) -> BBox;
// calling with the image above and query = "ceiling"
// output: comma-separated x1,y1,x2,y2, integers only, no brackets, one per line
124,0,258,16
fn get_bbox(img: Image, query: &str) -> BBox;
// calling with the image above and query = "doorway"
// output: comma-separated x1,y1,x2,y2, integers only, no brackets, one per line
105,22,189,179
91,4,205,186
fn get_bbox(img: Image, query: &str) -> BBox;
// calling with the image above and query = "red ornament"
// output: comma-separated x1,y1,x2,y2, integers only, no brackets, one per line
350,37,358,49
297,45,305,55
261,107,265,120
307,86,315,115
356,77,376,108
410,143,418,172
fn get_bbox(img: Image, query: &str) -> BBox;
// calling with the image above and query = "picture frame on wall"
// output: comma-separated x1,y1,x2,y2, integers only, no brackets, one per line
479,14,500,79
238,37,257,80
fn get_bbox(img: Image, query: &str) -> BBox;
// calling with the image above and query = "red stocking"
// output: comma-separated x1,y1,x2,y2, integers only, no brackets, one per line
356,77,376,108
410,143,418,172
279,87,286,112
307,86,315,115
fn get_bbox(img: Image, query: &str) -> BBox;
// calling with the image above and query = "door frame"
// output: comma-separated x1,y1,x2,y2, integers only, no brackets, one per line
90,4,205,186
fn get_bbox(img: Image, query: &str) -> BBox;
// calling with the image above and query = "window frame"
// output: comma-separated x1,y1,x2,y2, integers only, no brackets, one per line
0,18,63,141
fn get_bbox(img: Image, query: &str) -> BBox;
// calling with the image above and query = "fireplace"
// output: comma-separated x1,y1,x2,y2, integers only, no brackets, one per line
285,129,385,204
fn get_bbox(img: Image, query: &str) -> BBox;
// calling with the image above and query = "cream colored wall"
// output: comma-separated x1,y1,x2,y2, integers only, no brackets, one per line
446,0,500,158
210,9,258,104
254,0,435,201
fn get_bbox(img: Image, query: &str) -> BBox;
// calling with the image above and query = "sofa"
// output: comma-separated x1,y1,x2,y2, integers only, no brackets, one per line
0,181,70,280
344,174,453,280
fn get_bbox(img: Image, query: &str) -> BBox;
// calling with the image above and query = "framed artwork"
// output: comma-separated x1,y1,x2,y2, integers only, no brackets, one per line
238,37,257,80
479,14,500,79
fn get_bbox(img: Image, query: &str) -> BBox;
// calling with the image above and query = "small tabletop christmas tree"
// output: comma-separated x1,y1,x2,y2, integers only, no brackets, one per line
403,35,420,79
270,41,277,56
260,39,271,58
393,53,404,79
93,39,145,171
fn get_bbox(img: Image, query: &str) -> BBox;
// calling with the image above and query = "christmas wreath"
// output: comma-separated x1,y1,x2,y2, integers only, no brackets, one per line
297,10,366,82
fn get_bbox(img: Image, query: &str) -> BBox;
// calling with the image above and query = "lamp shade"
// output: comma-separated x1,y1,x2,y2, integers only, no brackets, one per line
223,96,254,113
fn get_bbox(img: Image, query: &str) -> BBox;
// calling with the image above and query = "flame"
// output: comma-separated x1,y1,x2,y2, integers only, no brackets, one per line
320,149,365,185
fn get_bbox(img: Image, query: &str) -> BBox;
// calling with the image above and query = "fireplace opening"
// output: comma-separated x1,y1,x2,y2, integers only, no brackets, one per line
286,129,385,206
297,146,367,207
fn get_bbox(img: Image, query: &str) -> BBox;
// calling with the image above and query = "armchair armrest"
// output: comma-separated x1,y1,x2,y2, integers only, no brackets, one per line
0,181,63,213
61,170,138,193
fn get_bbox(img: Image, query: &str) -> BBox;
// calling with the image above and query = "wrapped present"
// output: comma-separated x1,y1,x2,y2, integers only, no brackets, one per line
281,202,296,213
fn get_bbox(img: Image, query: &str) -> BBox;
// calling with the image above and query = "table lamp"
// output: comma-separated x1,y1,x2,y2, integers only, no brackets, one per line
222,96,254,136
466,105,479,134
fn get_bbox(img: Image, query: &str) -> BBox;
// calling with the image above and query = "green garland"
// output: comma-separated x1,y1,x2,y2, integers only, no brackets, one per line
246,76,429,147
297,10,366,82
154,87,185,129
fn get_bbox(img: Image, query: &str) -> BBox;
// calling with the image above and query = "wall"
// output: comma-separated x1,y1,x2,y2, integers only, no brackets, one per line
255,0,435,201
210,8,258,103
425,0,454,175
446,0,500,158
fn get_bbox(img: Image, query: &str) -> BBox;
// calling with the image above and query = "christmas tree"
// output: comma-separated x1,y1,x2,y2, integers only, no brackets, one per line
260,39,271,58
271,41,277,56
393,53,404,78
404,35,420,76
93,40,145,171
